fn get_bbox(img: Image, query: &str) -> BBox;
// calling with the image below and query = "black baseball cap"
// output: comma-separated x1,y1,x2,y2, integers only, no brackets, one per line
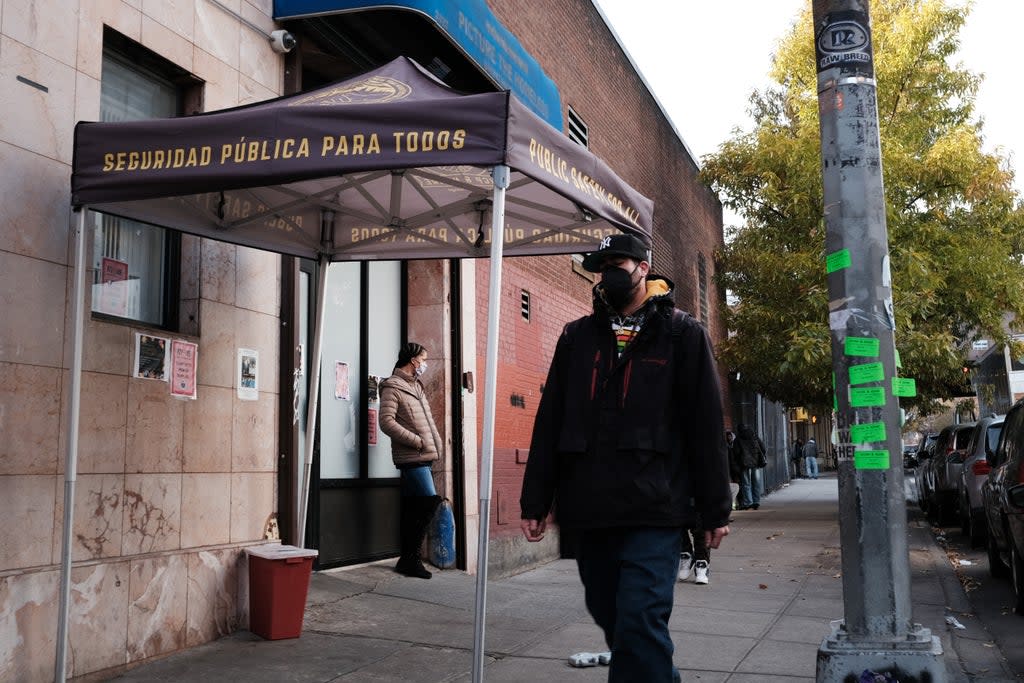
581,234,651,272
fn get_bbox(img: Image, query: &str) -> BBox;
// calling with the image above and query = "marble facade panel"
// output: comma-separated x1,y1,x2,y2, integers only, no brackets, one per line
127,553,188,662
67,560,130,677
122,473,182,555
0,570,59,681
200,239,236,306
125,378,184,473
180,473,232,547
140,14,193,73
66,371,128,474
53,473,124,561
77,0,143,79
192,48,240,113
234,246,280,316
0,141,71,264
196,300,236,388
2,0,80,66
230,472,274,543
186,548,241,647
0,362,61,476
231,392,276,472
183,385,233,472
75,63,102,123
193,0,241,71
82,318,133,376
0,35,77,163
141,0,195,41
0,475,57,570
0,251,68,367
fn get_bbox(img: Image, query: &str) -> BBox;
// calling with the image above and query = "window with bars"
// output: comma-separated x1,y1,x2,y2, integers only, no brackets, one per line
520,289,531,321
697,253,709,324
90,37,194,328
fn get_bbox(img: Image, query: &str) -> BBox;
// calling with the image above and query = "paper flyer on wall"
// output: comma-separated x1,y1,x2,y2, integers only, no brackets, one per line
97,257,130,317
237,348,258,400
335,361,350,400
169,340,198,399
134,333,169,381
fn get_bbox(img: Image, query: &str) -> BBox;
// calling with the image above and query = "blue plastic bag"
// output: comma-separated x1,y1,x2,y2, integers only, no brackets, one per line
428,498,456,569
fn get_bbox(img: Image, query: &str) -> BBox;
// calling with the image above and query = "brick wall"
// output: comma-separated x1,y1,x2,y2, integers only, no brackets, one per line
479,0,731,541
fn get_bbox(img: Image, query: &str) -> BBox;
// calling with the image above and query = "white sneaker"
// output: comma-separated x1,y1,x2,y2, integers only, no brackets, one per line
677,553,693,581
693,560,709,585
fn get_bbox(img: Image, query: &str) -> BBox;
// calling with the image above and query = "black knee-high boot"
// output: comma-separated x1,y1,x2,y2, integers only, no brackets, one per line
395,495,442,579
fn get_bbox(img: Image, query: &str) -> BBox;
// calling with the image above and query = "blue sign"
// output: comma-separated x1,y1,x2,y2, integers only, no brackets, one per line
274,0,563,129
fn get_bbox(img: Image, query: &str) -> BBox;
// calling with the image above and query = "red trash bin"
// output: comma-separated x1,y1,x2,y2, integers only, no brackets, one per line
246,544,319,640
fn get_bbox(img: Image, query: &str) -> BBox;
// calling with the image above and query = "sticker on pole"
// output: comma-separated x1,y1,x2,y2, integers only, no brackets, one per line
848,361,883,385
844,336,880,357
854,450,889,470
892,377,917,397
850,421,886,444
815,10,874,76
850,386,885,407
826,248,851,273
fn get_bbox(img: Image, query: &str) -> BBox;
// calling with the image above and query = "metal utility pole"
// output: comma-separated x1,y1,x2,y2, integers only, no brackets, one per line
811,1,945,680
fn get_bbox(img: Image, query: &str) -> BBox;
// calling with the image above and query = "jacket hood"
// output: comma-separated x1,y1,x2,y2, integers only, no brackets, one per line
593,273,675,316
738,424,755,439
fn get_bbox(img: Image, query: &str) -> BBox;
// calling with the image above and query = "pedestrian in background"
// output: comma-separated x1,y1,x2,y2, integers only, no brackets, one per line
726,429,742,510
803,437,820,479
520,234,732,683
736,423,766,510
379,342,443,579
791,438,804,479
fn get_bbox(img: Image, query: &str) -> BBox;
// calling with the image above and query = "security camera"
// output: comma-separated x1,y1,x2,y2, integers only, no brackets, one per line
269,30,296,54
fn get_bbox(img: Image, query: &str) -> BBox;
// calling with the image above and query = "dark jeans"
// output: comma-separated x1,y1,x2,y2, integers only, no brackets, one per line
574,527,681,683
679,526,709,563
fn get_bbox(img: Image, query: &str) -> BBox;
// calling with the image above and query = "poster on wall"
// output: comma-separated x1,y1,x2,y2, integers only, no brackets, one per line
169,340,198,399
97,257,130,317
335,361,350,400
134,333,169,380
367,407,379,445
237,348,258,401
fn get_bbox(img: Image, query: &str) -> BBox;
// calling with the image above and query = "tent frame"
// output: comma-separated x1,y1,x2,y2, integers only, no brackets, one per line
56,166,511,683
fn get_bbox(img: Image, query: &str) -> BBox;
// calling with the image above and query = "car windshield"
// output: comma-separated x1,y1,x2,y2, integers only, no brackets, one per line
986,423,1003,451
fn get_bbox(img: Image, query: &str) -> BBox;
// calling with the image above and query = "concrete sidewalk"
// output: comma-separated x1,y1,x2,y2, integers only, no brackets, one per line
109,477,1020,682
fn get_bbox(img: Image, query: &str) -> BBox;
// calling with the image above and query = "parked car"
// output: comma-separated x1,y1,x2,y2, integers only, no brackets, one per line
981,399,1024,615
903,444,919,469
957,415,1004,547
914,434,939,511
924,423,975,525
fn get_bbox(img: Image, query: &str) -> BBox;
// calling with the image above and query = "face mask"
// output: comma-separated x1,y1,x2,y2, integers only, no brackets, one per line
600,263,641,310
414,361,428,377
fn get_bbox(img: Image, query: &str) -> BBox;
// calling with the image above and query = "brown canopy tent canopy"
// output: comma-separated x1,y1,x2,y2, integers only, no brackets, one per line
66,57,653,681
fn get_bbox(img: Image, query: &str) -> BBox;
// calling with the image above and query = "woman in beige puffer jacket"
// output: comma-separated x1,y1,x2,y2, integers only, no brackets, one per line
379,342,443,579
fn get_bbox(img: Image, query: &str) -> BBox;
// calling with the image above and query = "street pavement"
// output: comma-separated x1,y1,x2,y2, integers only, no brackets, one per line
109,476,1022,682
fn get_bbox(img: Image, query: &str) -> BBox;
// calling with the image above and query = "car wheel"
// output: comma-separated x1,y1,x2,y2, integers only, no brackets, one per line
1012,542,1024,616
988,527,1009,579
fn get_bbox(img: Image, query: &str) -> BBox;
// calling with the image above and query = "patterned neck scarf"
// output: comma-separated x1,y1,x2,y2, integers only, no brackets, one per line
610,312,646,357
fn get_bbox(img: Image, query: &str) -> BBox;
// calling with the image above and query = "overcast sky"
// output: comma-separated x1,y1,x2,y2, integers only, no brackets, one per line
593,1,1023,205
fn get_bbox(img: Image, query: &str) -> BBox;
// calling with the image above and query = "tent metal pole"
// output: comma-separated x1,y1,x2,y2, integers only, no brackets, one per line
471,164,510,683
297,254,330,548
55,207,88,683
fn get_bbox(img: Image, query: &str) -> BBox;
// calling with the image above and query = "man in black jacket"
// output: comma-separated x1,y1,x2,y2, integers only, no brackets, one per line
520,234,732,683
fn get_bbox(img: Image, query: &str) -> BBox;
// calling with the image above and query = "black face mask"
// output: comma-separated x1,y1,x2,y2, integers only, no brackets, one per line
600,263,641,310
